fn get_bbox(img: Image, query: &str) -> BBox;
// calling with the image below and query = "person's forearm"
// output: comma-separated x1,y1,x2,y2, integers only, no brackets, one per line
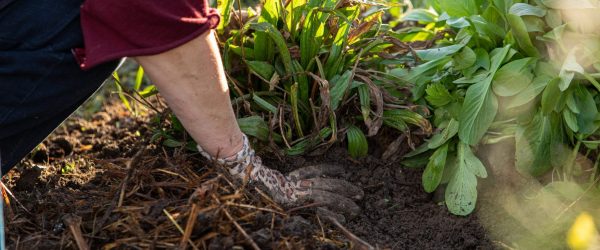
135,31,243,158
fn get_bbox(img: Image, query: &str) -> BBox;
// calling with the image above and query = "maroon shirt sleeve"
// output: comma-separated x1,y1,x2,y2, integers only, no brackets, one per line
74,0,220,69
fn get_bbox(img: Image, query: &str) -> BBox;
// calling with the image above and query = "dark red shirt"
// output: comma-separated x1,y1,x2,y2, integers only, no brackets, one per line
77,0,220,69
1,0,220,69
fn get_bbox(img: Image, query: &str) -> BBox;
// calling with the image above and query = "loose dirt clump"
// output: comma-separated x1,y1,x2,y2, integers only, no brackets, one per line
3,100,495,249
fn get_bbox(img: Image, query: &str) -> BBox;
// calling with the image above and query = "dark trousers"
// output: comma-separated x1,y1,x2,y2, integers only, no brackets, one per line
0,0,119,173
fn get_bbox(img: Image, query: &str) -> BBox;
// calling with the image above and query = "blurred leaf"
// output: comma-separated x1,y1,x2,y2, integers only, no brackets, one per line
567,212,598,250
163,139,184,148
507,75,550,108
492,57,535,97
559,48,585,91
112,72,132,112
515,112,554,176
572,86,599,135
134,66,144,91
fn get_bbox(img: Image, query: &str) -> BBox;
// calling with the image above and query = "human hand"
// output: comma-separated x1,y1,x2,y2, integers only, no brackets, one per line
198,135,363,219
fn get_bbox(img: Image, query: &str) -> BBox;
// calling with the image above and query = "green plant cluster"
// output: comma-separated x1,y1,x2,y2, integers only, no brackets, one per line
401,0,600,215
217,0,431,157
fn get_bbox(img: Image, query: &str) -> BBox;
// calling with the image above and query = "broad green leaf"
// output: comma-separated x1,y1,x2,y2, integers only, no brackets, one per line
403,141,432,158
247,60,275,81
507,75,551,108
250,23,295,80
507,14,539,57
347,125,368,158
459,85,498,146
541,78,562,114
416,44,465,61
509,3,547,17
572,86,599,135
492,57,535,97
523,16,546,32
471,15,506,41
238,116,282,142
462,143,487,178
454,46,477,70
445,142,486,216
408,57,453,99
454,72,489,84
425,83,453,107
566,90,581,115
446,17,471,28
402,9,438,23
563,109,579,132
423,143,449,193
439,0,478,17
330,70,353,111
515,112,554,176
428,119,459,149
228,45,256,59
545,9,562,28
459,45,511,145
474,48,491,71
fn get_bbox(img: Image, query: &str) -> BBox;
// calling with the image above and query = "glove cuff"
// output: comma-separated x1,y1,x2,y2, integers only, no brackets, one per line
196,133,261,180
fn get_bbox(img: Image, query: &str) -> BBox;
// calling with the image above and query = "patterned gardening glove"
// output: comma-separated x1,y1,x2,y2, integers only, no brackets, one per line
197,134,363,219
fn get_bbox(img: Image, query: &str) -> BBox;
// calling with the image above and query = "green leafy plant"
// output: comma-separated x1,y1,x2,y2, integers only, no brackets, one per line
402,0,600,215
219,0,431,156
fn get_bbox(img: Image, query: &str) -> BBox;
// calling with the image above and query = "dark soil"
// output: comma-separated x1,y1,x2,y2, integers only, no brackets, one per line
3,100,495,249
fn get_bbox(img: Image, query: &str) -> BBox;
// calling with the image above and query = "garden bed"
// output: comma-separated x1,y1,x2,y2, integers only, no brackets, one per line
3,99,494,249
